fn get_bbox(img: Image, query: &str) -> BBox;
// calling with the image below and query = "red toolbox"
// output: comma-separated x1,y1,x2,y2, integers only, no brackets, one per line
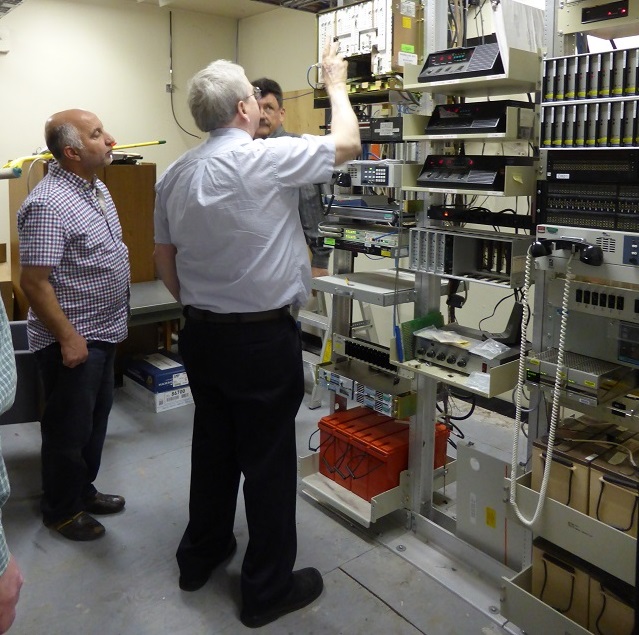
348,423,410,501
330,412,394,488
434,422,450,469
316,407,371,481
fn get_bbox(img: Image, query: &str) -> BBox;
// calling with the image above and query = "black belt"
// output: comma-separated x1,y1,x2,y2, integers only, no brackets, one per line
183,305,290,324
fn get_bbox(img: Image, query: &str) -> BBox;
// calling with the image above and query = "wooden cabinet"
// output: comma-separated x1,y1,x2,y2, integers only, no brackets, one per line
97,163,156,284
9,161,157,319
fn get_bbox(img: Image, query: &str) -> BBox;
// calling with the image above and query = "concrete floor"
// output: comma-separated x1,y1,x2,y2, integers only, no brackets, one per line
0,387,519,635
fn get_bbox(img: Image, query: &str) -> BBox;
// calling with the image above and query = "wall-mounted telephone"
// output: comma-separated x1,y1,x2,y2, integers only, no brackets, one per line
531,238,604,266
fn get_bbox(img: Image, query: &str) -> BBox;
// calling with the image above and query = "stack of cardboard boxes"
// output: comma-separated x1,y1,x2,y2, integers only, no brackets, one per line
530,416,637,631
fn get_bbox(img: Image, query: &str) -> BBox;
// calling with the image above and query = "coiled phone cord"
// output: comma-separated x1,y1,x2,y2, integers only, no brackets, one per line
509,249,575,527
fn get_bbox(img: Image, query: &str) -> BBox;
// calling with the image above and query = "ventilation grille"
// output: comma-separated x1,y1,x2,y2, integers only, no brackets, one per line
596,236,616,253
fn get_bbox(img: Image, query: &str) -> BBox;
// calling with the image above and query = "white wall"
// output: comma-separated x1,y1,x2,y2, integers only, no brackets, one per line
0,0,526,347
238,9,317,92
0,0,238,247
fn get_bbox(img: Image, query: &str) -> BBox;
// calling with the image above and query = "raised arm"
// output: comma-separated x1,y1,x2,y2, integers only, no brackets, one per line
321,40,361,166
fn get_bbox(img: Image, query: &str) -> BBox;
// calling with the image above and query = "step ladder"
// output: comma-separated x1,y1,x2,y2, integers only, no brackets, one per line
298,294,378,410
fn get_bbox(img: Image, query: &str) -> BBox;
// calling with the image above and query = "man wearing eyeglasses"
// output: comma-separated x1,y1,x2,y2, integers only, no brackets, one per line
252,77,331,280
154,41,360,628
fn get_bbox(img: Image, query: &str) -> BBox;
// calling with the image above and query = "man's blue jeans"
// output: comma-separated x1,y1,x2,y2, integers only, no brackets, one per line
34,341,116,525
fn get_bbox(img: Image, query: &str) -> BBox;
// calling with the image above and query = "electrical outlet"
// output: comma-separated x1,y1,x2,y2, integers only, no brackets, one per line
165,83,174,93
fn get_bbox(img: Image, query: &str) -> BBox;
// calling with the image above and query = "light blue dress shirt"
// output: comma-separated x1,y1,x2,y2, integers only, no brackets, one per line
154,128,335,312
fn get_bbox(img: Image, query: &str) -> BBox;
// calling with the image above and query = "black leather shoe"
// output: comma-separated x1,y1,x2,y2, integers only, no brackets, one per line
240,567,323,628
84,492,125,515
179,536,238,592
48,512,105,541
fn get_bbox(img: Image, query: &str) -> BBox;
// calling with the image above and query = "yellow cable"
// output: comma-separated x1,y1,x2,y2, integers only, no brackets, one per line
3,140,166,170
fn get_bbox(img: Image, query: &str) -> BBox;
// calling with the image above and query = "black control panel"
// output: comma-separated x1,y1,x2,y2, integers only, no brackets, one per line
416,155,533,191
418,43,503,82
426,100,532,136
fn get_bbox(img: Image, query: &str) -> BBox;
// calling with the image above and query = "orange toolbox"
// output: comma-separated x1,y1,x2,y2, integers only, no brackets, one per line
348,422,410,501
434,422,450,469
316,407,373,481
329,412,394,488
317,407,392,484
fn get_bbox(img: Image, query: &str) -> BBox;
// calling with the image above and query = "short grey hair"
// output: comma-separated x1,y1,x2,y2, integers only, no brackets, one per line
188,59,248,132
45,122,84,160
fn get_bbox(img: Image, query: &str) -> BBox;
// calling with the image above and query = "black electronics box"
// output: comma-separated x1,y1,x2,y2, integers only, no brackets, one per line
370,117,403,142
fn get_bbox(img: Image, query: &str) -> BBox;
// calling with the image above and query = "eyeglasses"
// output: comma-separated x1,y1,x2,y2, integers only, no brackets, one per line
244,86,262,102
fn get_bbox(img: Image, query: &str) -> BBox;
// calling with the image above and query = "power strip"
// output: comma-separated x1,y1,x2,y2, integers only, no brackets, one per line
427,205,536,230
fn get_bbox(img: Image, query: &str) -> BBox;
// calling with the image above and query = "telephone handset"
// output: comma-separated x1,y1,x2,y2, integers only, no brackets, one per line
531,237,604,266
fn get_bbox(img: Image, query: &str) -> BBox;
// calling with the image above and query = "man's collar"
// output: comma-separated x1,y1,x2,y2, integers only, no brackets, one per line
270,125,287,138
209,127,253,141
48,161,96,190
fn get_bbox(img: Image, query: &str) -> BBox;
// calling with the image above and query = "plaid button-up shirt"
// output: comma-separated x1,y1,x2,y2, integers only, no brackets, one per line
18,162,130,351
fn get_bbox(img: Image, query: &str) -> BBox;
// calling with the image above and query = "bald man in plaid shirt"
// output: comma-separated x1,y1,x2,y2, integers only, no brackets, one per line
18,110,130,542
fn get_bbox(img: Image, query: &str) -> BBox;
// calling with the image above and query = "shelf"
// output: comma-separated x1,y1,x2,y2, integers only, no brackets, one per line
542,95,639,107
405,132,526,142
402,110,535,143
312,269,416,307
501,566,591,635
408,227,533,289
426,273,519,288
298,453,408,528
510,472,636,585
402,164,537,198
540,145,639,151
297,309,329,331
395,359,519,398
402,50,539,98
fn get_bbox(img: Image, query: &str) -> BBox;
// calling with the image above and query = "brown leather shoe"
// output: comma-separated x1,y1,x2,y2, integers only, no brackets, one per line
84,492,125,515
49,512,105,541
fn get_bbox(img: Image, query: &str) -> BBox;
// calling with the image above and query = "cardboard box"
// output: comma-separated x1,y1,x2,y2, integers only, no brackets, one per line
121,375,193,413
531,417,618,513
589,573,635,634
124,351,189,393
532,538,590,629
392,0,422,71
589,435,639,537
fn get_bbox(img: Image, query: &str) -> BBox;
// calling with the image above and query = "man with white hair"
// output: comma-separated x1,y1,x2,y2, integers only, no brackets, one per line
154,41,360,628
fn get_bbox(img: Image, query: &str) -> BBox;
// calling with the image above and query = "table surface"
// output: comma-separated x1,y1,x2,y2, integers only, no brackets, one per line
129,280,181,318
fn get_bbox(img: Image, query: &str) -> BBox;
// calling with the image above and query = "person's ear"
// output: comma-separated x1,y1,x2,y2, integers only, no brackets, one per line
63,146,81,162
280,107,286,122
238,100,250,122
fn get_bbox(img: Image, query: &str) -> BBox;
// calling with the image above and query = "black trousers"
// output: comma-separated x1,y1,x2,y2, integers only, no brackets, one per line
176,313,303,610
35,341,116,525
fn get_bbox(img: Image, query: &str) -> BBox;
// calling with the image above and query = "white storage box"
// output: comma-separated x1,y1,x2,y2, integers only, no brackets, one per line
121,375,193,412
